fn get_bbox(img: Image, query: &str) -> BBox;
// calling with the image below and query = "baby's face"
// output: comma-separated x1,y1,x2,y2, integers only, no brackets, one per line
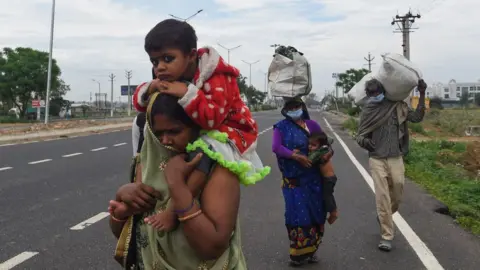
308,140,320,152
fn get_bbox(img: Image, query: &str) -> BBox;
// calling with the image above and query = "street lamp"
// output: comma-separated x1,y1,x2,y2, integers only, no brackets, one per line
92,79,101,109
242,60,260,87
169,9,203,22
217,43,241,64
44,0,56,124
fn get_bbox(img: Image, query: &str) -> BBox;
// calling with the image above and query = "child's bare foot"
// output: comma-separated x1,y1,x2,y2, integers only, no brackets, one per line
144,210,177,232
328,210,338,224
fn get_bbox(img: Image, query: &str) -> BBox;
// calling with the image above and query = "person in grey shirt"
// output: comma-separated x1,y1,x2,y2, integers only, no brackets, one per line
356,78,427,252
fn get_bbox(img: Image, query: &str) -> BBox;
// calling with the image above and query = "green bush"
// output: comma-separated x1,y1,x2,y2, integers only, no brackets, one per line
347,106,362,116
342,117,359,137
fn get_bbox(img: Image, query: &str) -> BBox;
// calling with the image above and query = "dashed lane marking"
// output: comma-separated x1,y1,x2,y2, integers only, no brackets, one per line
28,159,52,165
0,251,39,270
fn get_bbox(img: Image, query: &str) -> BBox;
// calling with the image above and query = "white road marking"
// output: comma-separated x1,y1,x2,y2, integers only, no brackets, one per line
322,117,444,270
28,159,52,165
258,127,273,135
91,147,107,152
70,212,110,230
0,143,15,147
0,167,13,172
62,152,83,158
113,142,127,147
0,251,39,270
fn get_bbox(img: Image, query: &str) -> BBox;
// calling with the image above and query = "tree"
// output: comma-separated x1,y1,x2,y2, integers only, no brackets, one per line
429,96,444,110
459,91,469,106
474,93,480,107
236,74,266,107
0,47,70,116
336,68,370,93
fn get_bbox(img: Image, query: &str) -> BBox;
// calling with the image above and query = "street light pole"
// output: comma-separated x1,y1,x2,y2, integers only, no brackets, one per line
242,60,260,86
169,9,203,22
217,43,241,64
44,0,56,124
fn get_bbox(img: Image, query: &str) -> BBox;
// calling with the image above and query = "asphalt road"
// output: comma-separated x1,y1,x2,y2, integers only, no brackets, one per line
0,110,479,270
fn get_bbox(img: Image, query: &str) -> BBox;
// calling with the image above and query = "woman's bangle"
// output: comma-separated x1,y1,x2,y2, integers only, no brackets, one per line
173,199,196,214
178,209,203,222
110,214,128,223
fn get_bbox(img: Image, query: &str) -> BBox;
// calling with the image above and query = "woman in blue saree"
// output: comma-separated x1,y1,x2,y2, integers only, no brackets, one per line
272,98,332,266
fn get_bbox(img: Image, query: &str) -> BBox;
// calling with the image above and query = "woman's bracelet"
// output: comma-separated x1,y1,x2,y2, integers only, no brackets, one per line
173,199,196,214
110,214,128,223
178,209,203,222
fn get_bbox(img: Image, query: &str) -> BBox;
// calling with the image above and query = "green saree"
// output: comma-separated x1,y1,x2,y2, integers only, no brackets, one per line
131,93,247,269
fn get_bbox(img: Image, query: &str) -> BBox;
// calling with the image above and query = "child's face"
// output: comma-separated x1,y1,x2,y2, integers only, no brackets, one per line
308,140,320,152
149,48,197,82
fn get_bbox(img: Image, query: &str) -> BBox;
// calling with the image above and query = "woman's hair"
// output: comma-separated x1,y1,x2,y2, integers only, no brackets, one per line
144,19,198,54
150,93,198,128
281,98,311,120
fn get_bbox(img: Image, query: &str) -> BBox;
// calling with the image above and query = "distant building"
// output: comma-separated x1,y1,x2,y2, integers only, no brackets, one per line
414,79,480,101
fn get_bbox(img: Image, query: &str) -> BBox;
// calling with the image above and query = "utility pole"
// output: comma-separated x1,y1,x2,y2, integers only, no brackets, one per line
364,52,375,72
391,10,421,60
332,73,339,99
125,70,133,116
217,43,241,64
44,0,56,124
392,10,421,101
109,73,115,117
242,60,260,86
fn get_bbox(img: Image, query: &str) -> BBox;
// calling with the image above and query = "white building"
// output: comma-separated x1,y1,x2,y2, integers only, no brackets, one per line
415,79,480,101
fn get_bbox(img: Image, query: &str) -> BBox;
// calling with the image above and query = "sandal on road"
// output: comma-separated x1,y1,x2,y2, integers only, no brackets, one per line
378,240,392,252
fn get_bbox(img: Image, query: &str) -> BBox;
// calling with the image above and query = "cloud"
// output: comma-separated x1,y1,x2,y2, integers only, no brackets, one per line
0,0,478,102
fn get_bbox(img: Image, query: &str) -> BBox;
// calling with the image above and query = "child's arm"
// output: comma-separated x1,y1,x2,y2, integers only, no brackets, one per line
178,75,234,130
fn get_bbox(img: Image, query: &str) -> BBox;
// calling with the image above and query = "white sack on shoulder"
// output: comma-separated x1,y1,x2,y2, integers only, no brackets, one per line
349,73,375,106
376,53,423,101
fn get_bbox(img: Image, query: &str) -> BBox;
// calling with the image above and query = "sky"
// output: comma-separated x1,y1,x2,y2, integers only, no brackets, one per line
1,0,478,103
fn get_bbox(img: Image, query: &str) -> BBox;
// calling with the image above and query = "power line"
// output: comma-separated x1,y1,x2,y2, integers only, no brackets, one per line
364,52,375,72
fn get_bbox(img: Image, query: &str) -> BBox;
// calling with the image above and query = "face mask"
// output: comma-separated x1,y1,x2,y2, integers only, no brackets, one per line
286,108,303,120
369,93,385,103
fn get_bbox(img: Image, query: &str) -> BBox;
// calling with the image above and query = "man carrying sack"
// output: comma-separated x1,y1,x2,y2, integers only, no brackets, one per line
356,78,427,252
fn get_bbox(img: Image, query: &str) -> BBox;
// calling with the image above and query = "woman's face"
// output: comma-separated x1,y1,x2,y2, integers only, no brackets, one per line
152,114,196,152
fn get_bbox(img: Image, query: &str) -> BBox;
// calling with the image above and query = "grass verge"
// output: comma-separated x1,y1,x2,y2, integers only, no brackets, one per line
405,140,480,235
342,117,480,235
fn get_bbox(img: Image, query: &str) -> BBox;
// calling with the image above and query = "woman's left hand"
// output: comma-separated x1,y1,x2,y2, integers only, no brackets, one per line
165,153,203,185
